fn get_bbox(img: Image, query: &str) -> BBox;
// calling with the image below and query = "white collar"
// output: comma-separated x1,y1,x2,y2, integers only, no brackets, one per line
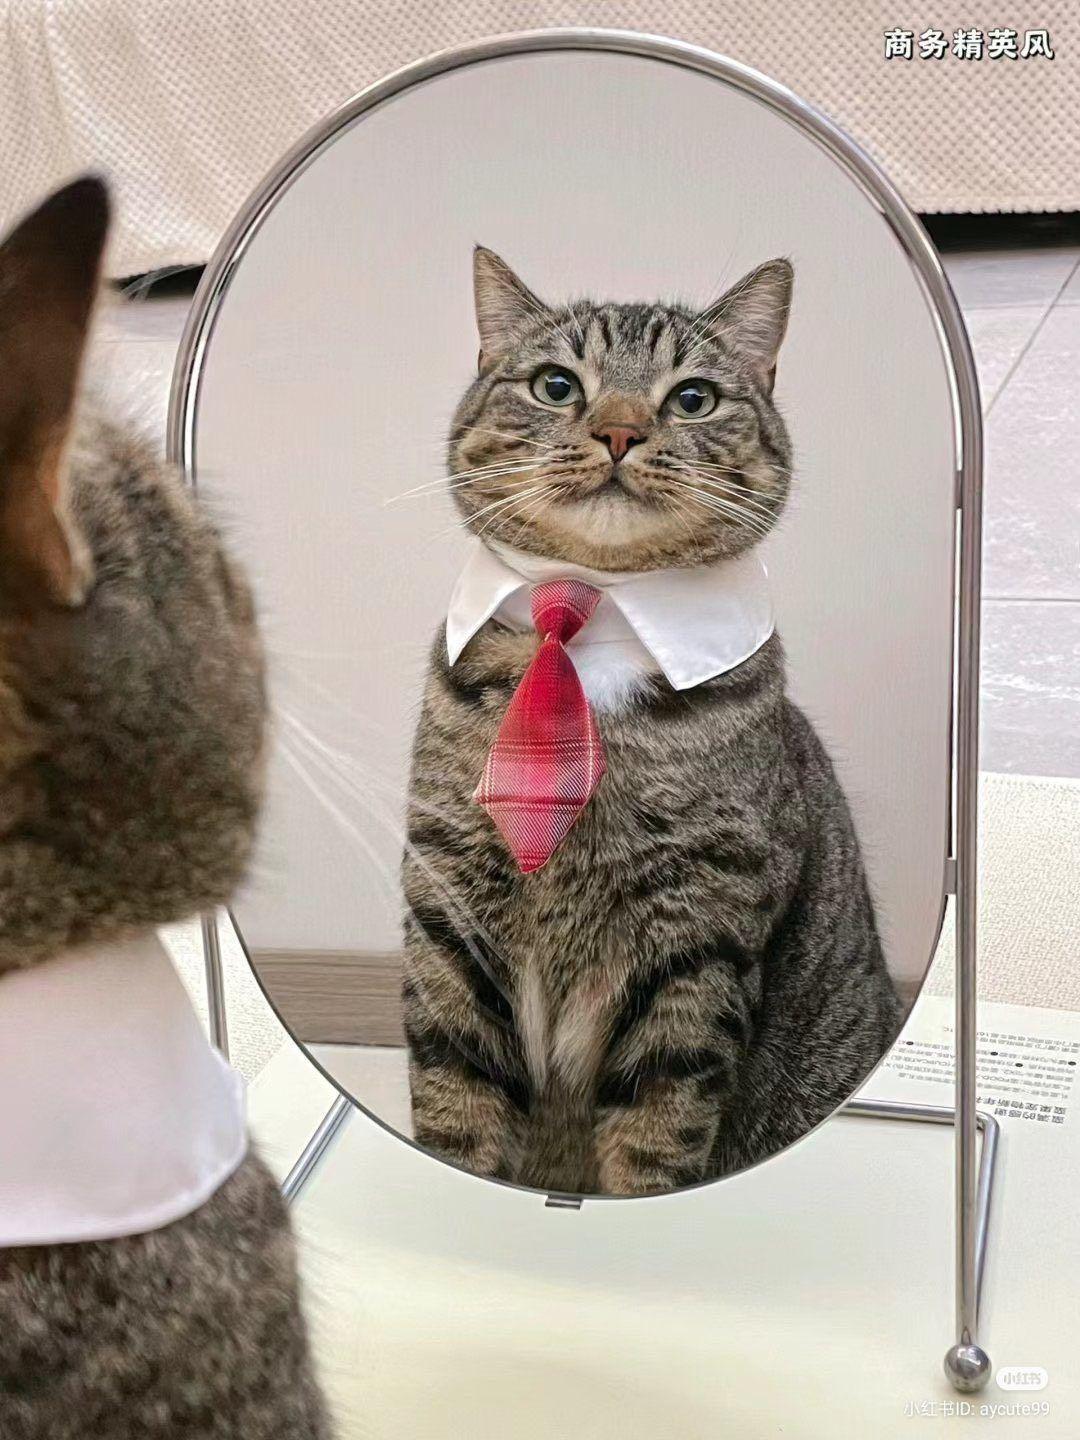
0,930,246,1247
446,540,774,693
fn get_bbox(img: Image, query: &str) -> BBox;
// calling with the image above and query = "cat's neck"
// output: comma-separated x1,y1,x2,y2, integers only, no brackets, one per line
0,928,246,1247
448,540,778,713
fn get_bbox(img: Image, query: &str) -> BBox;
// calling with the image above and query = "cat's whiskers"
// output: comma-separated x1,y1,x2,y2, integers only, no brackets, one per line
384,459,540,505
277,739,396,896
665,453,745,479
468,482,549,526
277,715,512,1015
276,740,468,1030
475,483,555,541
662,474,773,539
683,481,776,529
270,673,401,742
423,481,550,545
460,426,553,452
501,483,561,544
695,501,772,541
674,485,776,530
680,484,773,535
278,708,470,836
655,449,779,503
667,461,778,522
687,455,792,486
384,436,571,505
447,451,555,478
661,490,703,553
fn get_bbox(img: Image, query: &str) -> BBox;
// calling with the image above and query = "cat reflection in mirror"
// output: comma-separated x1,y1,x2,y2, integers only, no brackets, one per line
0,182,329,1437
402,247,901,1196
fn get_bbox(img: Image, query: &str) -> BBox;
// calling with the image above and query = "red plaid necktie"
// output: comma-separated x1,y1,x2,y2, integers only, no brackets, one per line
474,579,607,873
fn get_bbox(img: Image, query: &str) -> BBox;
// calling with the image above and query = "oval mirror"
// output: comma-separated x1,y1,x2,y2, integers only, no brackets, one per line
171,33,972,1199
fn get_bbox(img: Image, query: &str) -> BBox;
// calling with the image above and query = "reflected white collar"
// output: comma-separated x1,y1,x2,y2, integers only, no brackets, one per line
0,930,246,1247
446,540,774,698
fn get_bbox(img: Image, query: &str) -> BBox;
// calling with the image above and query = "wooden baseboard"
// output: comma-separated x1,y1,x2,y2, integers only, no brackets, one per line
251,949,404,1046
251,948,923,1049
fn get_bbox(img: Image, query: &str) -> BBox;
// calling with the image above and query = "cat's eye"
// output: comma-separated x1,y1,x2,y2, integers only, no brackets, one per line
531,366,582,407
667,379,719,419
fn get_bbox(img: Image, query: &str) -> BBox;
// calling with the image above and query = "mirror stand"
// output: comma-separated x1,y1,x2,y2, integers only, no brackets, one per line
845,1100,999,1391
178,25,994,1400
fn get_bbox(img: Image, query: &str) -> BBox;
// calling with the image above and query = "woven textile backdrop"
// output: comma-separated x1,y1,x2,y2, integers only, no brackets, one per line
1,2,1076,276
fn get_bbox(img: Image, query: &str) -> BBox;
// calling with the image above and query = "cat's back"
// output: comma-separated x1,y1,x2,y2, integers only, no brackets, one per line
0,1153,329,1440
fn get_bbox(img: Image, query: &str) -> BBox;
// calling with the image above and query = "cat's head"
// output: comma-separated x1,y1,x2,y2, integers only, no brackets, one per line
448,249,794,571
0,178,267,972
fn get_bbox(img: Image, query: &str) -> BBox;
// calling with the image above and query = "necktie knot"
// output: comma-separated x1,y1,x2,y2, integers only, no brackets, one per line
474,576,606,872
530,579,602,645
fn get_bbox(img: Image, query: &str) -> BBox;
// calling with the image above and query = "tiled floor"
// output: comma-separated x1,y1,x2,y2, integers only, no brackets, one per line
97,243,1080,778
944,245,1080,777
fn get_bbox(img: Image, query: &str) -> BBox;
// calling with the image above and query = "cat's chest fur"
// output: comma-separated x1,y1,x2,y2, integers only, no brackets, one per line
480,623,658,713
498,743,782,1096
564,637,659,711
409,628,794,1098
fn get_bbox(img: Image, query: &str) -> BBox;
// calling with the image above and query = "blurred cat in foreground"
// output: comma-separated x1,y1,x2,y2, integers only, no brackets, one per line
0,179,330,1439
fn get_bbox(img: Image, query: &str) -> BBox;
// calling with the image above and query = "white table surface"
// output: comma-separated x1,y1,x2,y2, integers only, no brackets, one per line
248,992,1079,1438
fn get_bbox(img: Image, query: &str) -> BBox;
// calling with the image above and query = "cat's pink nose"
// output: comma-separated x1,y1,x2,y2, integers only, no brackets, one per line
592,425,645,462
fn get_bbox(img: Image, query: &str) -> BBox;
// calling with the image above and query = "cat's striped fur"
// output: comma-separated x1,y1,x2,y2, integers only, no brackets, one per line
402,250,901,1196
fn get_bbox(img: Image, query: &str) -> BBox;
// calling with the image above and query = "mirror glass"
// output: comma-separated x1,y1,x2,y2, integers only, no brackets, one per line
179,43,958,1197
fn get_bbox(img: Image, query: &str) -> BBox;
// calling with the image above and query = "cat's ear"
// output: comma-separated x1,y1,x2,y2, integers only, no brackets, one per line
473,246,547,374
708,259,793,394
0,176,107,609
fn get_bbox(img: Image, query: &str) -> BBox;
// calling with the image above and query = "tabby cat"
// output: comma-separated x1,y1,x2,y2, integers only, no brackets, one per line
401,247,901,1198
0,181,329,1437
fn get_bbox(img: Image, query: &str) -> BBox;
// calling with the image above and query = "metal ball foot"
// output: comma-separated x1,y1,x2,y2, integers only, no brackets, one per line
944,1343,992,1392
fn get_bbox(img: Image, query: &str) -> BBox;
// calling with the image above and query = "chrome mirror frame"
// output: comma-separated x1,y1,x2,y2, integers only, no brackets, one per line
167,29,991,1392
